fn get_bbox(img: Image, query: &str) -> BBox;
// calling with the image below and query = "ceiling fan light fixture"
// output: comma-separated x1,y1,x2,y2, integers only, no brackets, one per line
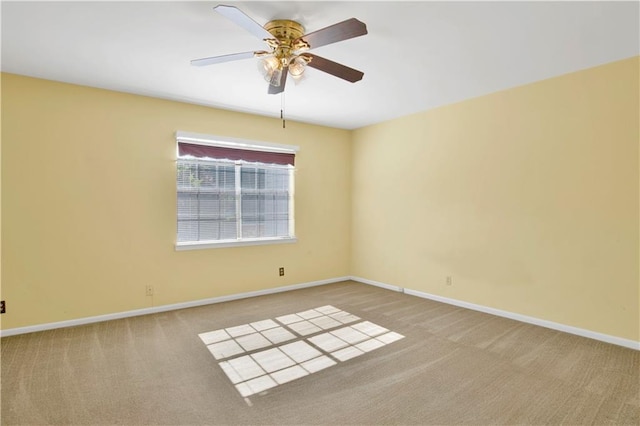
258,56,280,82
288,56,307,77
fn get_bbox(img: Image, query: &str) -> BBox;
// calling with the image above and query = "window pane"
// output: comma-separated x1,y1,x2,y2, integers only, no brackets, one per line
198,163,217,189
241,167,256,189
177,191,198,242
177,162,199,189
241,166,289,238
177,220,199,243
177,159,238,242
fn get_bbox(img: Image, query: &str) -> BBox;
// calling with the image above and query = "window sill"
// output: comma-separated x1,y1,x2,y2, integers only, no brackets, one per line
175,237,297,251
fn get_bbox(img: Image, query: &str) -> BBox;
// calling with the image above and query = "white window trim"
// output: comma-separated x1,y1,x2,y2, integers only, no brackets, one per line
175,131,298,251
176,237,298,251
176,131,299,155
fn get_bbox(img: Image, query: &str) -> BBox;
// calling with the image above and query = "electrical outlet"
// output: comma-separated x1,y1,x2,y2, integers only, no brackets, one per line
0,300,5,314
279,267,285,276
446,276,452,286
145,285,154,296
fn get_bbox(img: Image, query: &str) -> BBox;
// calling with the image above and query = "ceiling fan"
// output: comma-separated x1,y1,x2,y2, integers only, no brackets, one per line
191,5,368,94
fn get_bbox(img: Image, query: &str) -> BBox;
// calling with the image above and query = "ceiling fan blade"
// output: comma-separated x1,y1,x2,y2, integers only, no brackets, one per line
214,5,274,41
296,18,367,50
191,51,258,67
268,67,288,94
303,54,364,83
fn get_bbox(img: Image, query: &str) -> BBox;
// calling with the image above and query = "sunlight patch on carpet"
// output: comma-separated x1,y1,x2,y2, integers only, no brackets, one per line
198,306,405,398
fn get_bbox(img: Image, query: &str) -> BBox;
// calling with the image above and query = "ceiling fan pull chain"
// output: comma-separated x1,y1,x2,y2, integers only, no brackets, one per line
281,92,286,129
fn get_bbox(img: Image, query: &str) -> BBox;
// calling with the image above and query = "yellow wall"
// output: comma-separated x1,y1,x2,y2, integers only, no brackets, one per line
352,57,639,341
1,74,352,329
0,75,3,330
2,58,639,342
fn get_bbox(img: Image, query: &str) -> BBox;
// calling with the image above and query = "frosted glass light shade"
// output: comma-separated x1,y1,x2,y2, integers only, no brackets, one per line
288,56,306,77
258,57,280,82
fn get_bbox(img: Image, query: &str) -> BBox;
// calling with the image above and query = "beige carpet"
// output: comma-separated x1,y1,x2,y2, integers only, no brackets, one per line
1,280,638,425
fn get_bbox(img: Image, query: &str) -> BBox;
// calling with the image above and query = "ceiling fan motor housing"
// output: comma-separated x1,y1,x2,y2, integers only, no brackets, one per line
264,20,310,65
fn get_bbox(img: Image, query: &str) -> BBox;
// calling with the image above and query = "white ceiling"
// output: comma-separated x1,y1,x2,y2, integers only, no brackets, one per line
2,1,638,130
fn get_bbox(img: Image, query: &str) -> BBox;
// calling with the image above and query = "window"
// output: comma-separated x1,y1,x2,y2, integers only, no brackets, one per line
175,131,297,250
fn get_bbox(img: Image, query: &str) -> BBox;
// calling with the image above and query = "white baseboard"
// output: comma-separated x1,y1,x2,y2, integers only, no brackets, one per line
5,275,638,351
0,276,350,338
349,276,640,351
348,276,404,293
